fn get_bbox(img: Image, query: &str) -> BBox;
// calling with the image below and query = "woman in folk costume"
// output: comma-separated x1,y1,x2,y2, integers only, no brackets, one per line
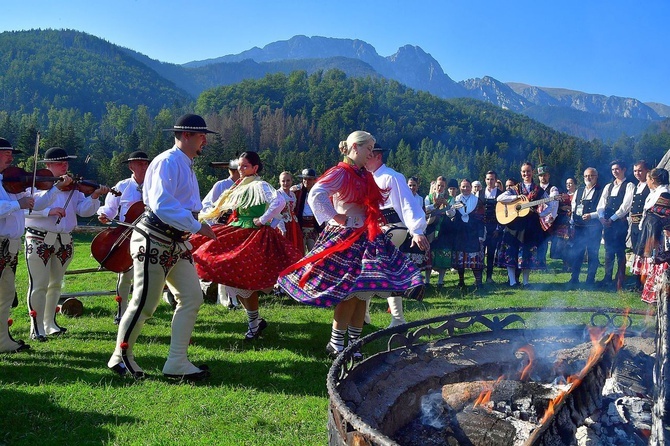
277,171,305,254
631,168,670,304
449,179,486,289
190,152,302,340
277,131,423,359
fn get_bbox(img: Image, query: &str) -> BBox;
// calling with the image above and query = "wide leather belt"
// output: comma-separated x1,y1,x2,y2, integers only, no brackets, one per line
381,208,402,224
141,210,190,241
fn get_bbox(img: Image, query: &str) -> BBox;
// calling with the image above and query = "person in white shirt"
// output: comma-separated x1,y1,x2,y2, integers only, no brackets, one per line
596,160,635,290
107,114,217,382
25,147,109,341
97,151,150,323
0,138,71,352
199,159,240,309
365,144,428,327
535,164,560,267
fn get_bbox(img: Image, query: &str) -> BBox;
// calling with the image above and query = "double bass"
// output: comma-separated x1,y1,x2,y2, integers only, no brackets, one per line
90,201,145,272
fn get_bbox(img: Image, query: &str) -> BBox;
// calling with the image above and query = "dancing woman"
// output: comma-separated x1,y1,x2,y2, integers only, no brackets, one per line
191,152,302,340
277,131,423,358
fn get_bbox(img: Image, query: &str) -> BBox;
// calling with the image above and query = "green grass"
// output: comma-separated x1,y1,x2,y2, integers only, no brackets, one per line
0,233,650,445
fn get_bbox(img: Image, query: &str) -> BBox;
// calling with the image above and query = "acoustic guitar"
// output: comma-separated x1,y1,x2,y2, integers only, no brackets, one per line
426,202,464,225
495,194,565,228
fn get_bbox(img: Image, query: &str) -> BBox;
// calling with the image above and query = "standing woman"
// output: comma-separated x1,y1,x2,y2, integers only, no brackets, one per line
450,179,486,288
277,131,423,358
277,171,305,254
631,168,670,304
549,177,577,271
190,152,302,340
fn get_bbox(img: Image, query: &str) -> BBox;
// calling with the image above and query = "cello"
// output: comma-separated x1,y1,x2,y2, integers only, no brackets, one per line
90,201,145,272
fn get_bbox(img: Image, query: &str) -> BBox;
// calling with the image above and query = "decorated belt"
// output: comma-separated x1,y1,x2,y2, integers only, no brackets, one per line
26,227,48,238
631,214,642,224
141,210,190,241
381,208,402,224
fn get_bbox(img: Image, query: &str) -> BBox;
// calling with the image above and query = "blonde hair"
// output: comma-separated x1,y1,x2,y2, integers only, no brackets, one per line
338,130,375,156
279,171,292,179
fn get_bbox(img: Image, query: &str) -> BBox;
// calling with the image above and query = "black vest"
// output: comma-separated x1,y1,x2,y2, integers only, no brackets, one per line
603,180,630,219
630,183,649,223
476,188,501,225
574,184,603,227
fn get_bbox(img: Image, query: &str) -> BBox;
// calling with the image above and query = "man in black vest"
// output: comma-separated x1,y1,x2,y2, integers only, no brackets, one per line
568,167,604,288
476,170,503,284
293,168,320,253
596,160,635,290
629,160,650,291
535,164,559,268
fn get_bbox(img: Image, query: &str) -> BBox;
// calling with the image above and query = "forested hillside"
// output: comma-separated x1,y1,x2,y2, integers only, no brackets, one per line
0,69,668,198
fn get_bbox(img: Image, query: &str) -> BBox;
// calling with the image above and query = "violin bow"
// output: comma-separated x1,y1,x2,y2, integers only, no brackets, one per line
28,131,40,214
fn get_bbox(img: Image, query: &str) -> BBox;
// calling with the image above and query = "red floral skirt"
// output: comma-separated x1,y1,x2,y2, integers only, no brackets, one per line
191,225,303,290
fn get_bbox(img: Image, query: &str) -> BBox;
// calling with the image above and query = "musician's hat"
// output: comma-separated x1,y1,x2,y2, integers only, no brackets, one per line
41,147,76,162
0,137,22,154
210,159,239,170
163,114,217,134
537,164,549,175
298,168,317,179
447,179,458,188
372,142,390,152
122,151,150,163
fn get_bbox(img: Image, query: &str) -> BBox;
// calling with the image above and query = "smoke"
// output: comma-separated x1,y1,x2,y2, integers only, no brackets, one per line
419,390,447,428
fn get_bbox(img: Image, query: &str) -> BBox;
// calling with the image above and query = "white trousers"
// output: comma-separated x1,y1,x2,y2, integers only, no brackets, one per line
108,223,204,376
0,238,22,352
25,232,73,337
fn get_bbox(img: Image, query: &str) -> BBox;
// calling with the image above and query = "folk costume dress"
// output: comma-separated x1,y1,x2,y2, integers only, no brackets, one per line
190,176,302,296
426,193,454,270
631,185,670,303
450,193,486,271
495,182,548,270
276,159,423,308
277,188,305,254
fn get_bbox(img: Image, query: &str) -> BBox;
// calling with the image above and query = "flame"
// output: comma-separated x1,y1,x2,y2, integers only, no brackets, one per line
517,345,535,381
473,376,504,411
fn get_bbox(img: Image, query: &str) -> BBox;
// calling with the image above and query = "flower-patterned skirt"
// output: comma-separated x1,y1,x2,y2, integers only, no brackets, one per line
277,225,423,308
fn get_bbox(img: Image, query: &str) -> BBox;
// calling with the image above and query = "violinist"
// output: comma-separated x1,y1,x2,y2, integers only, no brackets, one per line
0,138,71,353
25,147,110,342
97,151,150,323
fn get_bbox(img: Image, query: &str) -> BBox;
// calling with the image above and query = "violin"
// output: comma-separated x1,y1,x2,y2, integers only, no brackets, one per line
59,175,121,197
1,166,62,194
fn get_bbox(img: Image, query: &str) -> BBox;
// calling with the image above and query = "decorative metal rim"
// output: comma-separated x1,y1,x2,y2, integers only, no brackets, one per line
326,306,651,446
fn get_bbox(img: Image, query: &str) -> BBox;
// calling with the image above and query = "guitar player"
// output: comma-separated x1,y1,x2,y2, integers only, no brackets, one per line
495,161,555,288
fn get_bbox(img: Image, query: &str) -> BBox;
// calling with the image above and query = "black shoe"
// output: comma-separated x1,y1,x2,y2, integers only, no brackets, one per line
109,362,128,377
326,343,342,360
164,365,210,382
457,280,466,289
48,327,67,337
509,283,520,288
404,284,425,301
9,340,30,353
30,333,47,342
244,318,267,341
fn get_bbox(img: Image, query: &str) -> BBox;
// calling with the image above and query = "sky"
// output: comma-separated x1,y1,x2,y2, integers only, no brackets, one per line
3,0,669,105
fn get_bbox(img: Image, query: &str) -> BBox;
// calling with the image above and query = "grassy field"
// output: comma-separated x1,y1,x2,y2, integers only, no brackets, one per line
0,232,652,445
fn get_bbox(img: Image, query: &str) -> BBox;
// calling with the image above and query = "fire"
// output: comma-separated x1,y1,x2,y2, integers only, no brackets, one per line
517,345,535,381
540,313,629,425
473,375,504,410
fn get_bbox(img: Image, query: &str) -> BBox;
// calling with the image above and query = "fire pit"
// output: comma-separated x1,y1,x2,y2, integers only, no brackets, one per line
327,307,655,446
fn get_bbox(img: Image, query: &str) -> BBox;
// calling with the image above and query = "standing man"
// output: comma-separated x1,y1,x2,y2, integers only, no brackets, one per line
475,170,503,284
0,138,70,352
293,168,320,252
597,160,635,290
25,147,108,341
98,151,150,323
366,143,428,327
108,114,217,381
569,168,604,288
629,160,650,291
535,164,560,267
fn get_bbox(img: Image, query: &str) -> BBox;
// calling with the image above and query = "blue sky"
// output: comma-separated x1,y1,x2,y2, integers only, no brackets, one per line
3,0,669,105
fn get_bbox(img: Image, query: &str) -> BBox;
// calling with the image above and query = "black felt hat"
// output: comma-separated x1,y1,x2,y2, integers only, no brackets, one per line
537,164,549,175
0,137,21,154
163,114,217,134
209,159,239,169
122,151,150,164
372,142,390,152
447,179,459,188
41,147,76,162
298,168,317,179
